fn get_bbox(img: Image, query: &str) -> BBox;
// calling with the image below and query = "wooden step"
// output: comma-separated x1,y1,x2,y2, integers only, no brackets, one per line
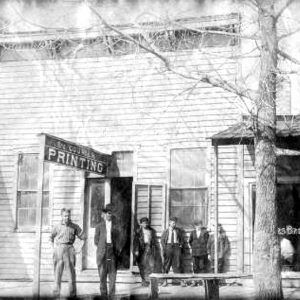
282,272,300,288
76,269,141,283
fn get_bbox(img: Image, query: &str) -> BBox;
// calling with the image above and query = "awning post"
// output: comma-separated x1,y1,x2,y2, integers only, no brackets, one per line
214,145,219,274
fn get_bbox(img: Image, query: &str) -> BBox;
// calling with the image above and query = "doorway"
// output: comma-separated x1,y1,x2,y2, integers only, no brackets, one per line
83,177,132,270
83,179,105,269
245,183,300,272
277,184,300,271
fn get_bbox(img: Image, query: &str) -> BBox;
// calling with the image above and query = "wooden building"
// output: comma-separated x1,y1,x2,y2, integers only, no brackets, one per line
0,6,299,285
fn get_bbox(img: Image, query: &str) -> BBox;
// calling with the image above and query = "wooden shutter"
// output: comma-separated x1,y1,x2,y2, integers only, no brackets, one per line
134,184,165,234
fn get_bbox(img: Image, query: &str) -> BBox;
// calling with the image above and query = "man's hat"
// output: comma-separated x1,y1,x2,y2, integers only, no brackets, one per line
102,204,113,213
140,217,149,224
169,216,177,222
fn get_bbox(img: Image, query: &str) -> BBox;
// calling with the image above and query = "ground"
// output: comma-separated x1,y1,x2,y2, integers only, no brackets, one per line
0,280,299,300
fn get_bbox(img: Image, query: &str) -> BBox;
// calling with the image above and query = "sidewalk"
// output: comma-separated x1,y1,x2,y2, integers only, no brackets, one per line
0,280,299,299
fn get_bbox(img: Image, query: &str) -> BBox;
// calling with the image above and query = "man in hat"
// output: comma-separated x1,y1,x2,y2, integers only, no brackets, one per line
50,208,86,298
133,217,162,287
207,223,230,273
188,220,209,286
161,217,185,287
94,204,118,299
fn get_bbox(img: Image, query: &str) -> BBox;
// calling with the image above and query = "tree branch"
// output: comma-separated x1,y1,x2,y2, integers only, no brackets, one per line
278,48,300,65
88,4,256,102
275,0,295,21
278,25,300,40
88,4,171,69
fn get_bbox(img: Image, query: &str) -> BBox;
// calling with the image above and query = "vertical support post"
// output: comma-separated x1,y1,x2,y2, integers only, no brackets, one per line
33,134,46,299
237,145,244,272
129,180,136,271
105,178,111,205
149,277,159,300
214,145,219,274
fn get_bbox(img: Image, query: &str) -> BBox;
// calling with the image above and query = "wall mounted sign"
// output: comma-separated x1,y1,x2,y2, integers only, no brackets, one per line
43,133,111,175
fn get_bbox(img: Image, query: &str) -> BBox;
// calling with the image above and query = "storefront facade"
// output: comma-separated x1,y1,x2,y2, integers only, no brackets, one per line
0,7,299,283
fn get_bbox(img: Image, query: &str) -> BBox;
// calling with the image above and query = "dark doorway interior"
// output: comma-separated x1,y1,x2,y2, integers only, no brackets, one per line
111,177,132,270
277,184,300,271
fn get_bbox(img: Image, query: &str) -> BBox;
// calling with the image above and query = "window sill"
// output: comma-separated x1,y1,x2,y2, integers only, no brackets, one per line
14,226,51,233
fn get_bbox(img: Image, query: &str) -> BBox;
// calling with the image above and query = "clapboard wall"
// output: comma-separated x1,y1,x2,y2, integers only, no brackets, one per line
0,33,241,279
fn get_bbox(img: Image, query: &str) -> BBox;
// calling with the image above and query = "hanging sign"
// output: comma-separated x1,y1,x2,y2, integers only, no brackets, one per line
43,133,111,175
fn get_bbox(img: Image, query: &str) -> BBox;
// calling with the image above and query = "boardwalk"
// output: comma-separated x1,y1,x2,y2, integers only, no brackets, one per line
0,280,299,299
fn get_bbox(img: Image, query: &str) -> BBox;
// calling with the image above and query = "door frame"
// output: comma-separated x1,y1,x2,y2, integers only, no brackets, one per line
244,175,300,273
82,177,110,269
243,178,255,273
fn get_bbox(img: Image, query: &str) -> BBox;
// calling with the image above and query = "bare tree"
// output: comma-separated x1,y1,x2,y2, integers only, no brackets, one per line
3,0,300,299
87,1,300,299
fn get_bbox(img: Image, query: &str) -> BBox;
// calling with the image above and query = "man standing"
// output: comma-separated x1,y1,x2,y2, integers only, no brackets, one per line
161,217,185,287
188,221,209,286
50,208,85,298
94,204,117,299
133,217,162,287
207,223,230,273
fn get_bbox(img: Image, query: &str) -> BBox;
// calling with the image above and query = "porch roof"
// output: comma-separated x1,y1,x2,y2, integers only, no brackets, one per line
211,115,300,150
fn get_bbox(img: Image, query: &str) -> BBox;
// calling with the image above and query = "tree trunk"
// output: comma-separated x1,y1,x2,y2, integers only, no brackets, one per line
253,1,282,299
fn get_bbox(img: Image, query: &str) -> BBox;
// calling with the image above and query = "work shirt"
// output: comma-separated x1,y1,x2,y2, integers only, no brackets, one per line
142,228,152,244
50,221,84,245
106,219,112,243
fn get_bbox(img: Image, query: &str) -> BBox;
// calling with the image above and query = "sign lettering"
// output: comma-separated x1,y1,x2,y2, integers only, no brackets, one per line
43,134,111,175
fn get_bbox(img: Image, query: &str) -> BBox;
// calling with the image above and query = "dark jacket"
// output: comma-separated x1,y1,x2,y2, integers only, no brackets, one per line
133,226,158,257
189,229,209,256
207,231,230,259
94,218,118,266
133,226,162,272
161,227,184,251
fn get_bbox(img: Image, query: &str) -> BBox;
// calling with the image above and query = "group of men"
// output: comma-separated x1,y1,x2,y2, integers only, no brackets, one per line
49,206,229,299
134,216,230,287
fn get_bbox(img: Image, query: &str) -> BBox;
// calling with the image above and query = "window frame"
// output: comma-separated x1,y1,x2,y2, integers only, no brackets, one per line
168,147,209,230
13,151,52,232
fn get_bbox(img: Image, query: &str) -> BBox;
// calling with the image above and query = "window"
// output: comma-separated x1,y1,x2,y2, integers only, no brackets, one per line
109,151,134,177
17,153,50,229
170,148,208,229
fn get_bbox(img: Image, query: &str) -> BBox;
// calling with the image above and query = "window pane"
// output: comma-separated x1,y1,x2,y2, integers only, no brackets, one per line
18,208,36,227
18,154,38,190
109,151,133,177
42,191,49,208
170,189,207,229
18,154,49,191
170,205,207,230
171,148,206,188
170,189,206,206
17,191,37,208
42,208,49,226
90,182,105,228
43,163,50,191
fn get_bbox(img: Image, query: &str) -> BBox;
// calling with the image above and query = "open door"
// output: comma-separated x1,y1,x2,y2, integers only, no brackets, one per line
83,179,105,269
111,177,133,270
83,177,133,270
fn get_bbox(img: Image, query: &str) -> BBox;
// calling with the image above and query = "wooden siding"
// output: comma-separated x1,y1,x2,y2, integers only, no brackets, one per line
0,45,240,280
210,145,238,272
